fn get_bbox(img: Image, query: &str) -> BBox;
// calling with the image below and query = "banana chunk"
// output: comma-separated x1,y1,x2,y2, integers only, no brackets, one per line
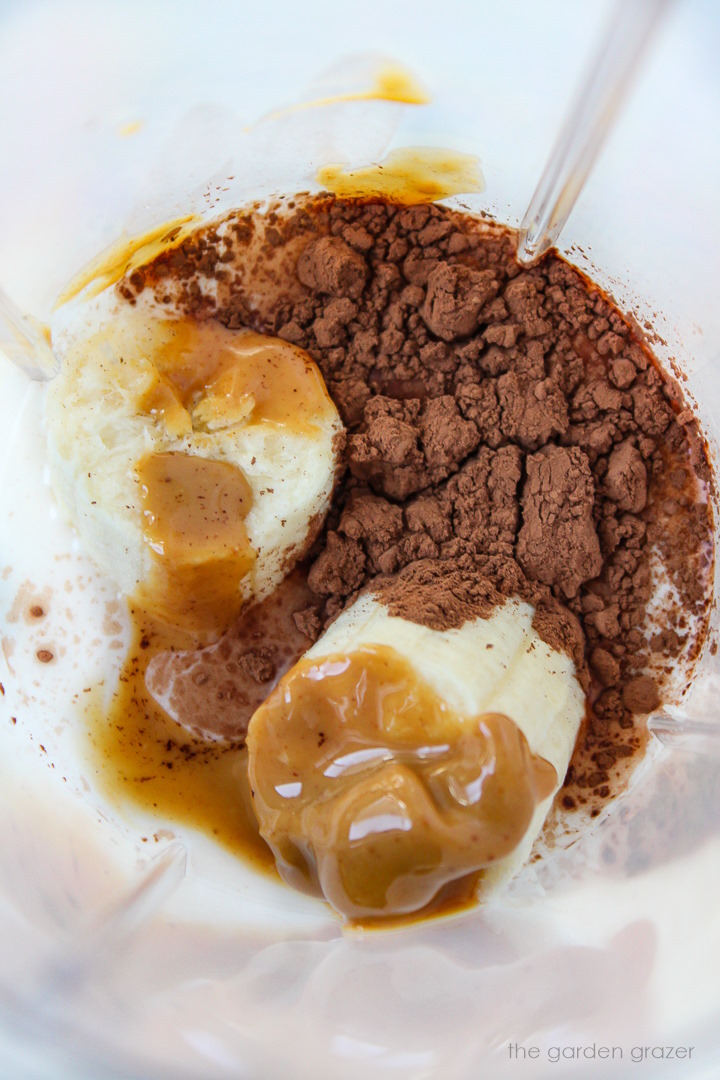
247,587,585,920
46,291,343,631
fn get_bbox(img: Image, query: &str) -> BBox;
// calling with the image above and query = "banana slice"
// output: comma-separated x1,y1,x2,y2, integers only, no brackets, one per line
247,584,585,920
46,290,344,631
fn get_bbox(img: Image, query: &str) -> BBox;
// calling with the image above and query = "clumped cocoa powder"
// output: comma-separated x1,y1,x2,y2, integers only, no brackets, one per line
517,445,602,599
372,556,587,677
126,194,714,810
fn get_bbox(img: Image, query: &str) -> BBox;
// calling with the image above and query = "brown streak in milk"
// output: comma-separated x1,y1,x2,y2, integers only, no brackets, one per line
145,568,320,741
316,148,484,206
55,216,199,308
256,63,430,127
89,614,271,871
89,570,322,872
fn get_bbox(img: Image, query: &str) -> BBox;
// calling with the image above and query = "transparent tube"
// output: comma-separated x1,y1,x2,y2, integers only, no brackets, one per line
0,286,58,381
517,0,672,265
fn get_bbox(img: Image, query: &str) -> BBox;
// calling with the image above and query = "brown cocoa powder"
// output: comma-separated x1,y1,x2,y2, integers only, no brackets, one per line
125,194,715,810
517,445,602,599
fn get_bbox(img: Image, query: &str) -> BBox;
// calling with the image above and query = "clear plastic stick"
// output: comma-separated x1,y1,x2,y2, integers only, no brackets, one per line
517,0,672,266
0,285,59,380
648,713,720,760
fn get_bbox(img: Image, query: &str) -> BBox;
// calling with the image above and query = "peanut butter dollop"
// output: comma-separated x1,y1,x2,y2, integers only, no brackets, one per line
247,644,556,920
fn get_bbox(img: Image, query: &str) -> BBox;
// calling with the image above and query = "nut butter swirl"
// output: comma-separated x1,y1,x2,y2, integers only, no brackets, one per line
247,644,556,920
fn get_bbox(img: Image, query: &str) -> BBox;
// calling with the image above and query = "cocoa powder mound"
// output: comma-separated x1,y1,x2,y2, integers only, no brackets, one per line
372,558,505,631
297,236,367,298
517,445,602,598
604,440,647,513
128,193,715,809
371,554,586,677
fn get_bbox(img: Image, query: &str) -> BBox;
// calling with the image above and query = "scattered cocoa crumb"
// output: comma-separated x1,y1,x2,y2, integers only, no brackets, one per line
297,236,367,298
590,647,621,687
421,263,498,341
293,606,322,641
604,440,647,513
622,674,661,714
237,649,276,684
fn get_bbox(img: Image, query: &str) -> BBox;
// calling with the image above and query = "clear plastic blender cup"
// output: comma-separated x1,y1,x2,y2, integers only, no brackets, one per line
1,1,719,1077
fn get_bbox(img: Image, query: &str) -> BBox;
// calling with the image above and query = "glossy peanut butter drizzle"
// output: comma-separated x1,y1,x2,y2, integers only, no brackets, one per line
317,147,485,205
258,62,429,127
54,217,199,307
247,645,557,921
134,320,335,631
140,321,335,438
137,452,254,632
